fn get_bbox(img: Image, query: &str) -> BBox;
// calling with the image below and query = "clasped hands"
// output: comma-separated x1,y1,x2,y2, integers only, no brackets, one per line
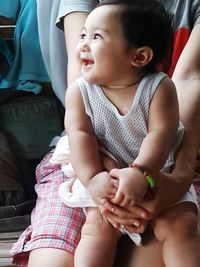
86,166,151,234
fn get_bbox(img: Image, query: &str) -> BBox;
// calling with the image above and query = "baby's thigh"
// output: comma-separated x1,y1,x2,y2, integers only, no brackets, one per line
82,207,119,239
152,202,198,242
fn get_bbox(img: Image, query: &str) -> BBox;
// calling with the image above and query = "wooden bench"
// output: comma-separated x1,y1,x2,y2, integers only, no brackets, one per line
0,16,15,39
0,232,21,267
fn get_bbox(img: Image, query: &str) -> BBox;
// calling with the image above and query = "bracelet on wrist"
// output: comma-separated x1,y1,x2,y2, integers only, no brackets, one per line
129,162,155,188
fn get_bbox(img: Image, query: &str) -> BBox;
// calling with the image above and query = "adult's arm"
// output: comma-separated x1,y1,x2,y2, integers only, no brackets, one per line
102,24,200,227
152,23,200,213
153,23,200,213
64,12,88,85
62,0,98,85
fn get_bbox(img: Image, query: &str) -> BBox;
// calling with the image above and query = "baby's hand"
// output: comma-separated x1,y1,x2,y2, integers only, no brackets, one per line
109,167,148,207
87,171,118,206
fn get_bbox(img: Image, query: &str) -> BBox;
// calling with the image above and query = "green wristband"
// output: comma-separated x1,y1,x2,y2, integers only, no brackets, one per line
146,175,155,188
129,162,155,188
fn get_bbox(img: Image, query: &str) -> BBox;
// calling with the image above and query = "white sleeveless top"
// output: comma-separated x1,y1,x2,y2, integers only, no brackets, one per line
77,72,184,171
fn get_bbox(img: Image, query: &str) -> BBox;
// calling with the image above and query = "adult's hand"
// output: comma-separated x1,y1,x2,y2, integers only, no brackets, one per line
100,198,150,233
101,151,195,234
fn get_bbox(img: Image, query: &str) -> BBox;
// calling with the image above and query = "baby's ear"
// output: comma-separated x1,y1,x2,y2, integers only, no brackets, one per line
131,47,153,67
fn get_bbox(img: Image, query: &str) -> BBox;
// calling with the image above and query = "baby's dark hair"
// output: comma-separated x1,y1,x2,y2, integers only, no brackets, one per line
97,0,174,72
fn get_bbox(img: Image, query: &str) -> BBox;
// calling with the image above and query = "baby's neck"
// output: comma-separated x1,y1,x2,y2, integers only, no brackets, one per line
103,78,141,91
102,72,145,91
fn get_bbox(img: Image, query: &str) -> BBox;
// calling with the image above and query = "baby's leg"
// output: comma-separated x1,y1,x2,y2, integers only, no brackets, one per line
74,207,120,267
153,202,200,267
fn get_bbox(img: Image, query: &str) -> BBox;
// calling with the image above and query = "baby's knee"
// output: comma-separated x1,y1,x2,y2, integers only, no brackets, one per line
82,208,116,238
153,204,198,242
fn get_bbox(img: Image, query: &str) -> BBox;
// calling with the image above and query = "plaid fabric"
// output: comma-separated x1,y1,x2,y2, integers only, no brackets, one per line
10,151,85,267
10,151,200,267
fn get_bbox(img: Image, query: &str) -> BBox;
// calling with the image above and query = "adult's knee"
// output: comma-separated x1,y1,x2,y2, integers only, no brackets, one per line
153,209,198,243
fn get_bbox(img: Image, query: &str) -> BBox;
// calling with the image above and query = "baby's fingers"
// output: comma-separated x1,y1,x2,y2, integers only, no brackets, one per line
109,168,120,178
111,190,124,205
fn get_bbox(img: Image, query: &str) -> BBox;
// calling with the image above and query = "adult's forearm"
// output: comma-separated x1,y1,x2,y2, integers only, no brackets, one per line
140,26,200,217
156,24,200,212
172,24,200,148
64,12,89,86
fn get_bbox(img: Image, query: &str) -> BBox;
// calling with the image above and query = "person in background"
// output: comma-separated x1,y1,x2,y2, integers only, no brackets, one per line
0,0,49,93
11,1,200,267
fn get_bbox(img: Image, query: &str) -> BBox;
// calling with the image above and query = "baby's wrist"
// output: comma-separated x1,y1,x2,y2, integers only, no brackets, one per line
129,162,156,201
129,162,155,188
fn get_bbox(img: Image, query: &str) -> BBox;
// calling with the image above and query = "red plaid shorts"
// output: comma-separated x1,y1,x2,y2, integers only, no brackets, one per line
10,151,200,267
10,151,85,267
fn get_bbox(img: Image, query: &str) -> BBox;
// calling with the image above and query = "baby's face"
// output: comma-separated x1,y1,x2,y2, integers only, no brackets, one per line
76,5,135,86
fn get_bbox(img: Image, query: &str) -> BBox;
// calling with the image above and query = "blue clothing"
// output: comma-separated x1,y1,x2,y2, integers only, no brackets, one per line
0,0,49,94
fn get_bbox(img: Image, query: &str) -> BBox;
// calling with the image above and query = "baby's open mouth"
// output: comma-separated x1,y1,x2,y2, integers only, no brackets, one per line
81,58,94,66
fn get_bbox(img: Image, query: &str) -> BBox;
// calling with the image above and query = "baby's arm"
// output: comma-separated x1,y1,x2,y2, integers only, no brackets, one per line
65,83,117,204
111,77,180,206
135,76,179,173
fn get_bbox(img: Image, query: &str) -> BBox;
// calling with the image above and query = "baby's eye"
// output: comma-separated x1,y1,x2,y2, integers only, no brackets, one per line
93,33,102,39
80,33,86,40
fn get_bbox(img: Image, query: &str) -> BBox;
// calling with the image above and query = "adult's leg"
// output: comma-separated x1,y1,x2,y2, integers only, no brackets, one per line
114,231,165,267
153,202,200,267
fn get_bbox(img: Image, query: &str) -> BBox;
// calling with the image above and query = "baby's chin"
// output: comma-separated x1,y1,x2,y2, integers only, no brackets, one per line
82,74,101,85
